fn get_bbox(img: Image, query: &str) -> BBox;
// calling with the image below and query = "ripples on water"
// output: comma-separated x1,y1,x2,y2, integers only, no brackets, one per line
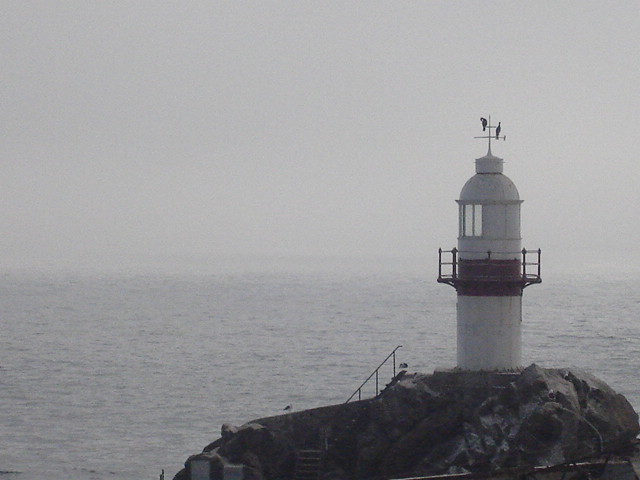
1,269,639,479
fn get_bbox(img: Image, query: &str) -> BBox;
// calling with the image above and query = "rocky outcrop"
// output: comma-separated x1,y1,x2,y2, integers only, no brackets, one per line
174,365,639,480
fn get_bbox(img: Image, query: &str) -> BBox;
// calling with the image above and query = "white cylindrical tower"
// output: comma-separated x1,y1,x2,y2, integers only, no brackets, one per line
438,138,541,371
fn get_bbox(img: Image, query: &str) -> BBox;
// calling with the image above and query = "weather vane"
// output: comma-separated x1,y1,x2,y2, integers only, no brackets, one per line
475,115,505,151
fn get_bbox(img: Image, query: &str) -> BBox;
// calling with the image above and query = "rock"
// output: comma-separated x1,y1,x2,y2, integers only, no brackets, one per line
217,423,296,480
173,366,639,480
222,423,239,439
174,450,225,480
378,405,463,476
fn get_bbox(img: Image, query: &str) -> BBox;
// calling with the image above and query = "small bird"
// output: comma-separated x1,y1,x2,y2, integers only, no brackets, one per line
283,404,292,411
480,117,487,131
399,362,408,369
495,122,501,139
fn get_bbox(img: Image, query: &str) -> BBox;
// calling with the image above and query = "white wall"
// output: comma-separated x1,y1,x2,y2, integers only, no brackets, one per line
457,296,522,370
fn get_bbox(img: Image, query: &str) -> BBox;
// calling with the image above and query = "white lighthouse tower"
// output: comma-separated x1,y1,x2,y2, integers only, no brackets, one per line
438,119,541,370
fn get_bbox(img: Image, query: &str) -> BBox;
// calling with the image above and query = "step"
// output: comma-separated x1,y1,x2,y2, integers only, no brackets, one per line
294,449,323,480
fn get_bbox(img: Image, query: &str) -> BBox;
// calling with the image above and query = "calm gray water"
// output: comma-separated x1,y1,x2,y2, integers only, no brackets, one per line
1,269,639,479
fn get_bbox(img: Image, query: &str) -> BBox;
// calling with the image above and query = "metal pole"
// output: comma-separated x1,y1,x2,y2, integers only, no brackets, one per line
452,248,457,278
393,350,396,377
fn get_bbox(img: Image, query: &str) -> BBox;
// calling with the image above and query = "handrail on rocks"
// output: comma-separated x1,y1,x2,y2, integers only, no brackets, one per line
345,345,403,403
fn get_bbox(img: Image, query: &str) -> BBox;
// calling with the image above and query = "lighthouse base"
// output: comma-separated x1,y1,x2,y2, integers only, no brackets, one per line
457,295,522,370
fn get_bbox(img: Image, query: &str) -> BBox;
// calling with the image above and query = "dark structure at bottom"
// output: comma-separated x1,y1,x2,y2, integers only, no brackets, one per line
174,365,639,480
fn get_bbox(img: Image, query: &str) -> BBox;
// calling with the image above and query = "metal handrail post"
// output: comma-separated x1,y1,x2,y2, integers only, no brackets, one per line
393,350,396,377
452,248,457,278
537,249,541,278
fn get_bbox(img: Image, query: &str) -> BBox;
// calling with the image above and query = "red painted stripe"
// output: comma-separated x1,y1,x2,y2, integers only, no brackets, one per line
456,281,523,296
456,259,523,296
458,259,521,279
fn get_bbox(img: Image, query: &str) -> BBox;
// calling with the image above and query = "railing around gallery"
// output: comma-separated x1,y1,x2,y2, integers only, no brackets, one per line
438,248,541,288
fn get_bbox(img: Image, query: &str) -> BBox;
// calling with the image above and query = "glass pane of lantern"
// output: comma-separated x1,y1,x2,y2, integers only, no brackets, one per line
474,204,482,236
464,205,473,236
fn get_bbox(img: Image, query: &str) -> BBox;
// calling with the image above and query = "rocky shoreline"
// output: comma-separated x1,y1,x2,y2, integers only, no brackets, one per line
174,365,639,480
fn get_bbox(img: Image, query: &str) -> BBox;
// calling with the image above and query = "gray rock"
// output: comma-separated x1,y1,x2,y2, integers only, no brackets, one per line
221,423,239,439
173,365,639,480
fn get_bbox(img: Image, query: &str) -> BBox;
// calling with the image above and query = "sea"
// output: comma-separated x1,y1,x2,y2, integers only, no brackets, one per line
1,261,639,480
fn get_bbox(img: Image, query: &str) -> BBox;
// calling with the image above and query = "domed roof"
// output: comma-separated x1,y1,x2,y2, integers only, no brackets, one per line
458,152,520,202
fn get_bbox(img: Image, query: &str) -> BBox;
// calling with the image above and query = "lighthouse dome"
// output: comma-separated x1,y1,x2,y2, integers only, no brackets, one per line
459,153,520,202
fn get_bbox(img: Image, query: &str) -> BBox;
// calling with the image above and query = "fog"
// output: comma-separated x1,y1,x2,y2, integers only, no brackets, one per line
2,2,639,274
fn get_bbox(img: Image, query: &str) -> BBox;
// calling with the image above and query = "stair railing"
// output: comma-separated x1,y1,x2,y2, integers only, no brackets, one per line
345,345,403,403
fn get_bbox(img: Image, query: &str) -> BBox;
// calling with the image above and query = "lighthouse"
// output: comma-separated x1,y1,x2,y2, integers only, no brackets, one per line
438,119,541,371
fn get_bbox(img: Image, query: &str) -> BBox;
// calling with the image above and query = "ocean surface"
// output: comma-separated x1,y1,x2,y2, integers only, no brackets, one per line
1,267,639,480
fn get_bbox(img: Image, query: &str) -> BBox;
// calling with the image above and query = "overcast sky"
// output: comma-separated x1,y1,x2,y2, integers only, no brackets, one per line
2,2,639,273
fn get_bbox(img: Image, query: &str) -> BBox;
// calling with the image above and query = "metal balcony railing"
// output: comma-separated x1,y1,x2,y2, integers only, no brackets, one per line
438,248,541,288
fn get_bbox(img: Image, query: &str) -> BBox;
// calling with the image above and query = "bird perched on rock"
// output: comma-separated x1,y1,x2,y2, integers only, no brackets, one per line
480,117,487,131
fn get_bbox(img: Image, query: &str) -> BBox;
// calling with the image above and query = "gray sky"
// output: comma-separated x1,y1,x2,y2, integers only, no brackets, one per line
2,2,639,273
